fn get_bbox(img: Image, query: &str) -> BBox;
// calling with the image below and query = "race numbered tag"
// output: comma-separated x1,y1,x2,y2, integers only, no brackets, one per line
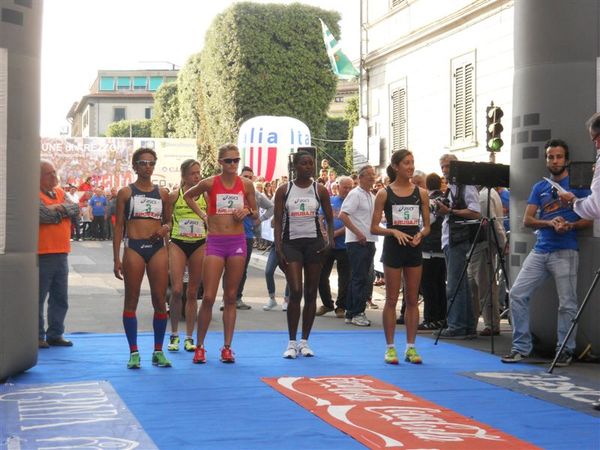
132,195,162,220
288,197,318,217
392,204,420,226
216,193,244,214
178,218,204,238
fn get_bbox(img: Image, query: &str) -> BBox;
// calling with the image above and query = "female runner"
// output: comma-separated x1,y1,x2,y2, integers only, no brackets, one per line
167,159,207,353
113,147,173,369
274,151,333,359
371,149,430,365
183,143,257,364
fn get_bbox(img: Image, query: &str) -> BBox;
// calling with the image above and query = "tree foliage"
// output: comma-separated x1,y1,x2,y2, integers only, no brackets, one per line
151,81,179,138
175,52,202,139
343,95,359,171
200,2,341,163
105,119,152,138
318,117,349,175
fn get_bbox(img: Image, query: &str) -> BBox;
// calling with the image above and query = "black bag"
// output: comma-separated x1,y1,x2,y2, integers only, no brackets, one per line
447,185,484,247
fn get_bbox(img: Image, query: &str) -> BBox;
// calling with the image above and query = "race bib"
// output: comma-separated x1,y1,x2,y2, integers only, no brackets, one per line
132,195,162,219
216,193,244,214
178,218,204,238
289,197,318,217
392,204,420,226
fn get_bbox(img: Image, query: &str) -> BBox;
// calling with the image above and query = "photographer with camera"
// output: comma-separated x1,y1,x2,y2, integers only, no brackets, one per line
501,139,591,367
434,154,481,339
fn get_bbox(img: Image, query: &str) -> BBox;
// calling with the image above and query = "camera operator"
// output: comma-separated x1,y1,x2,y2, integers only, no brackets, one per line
502,139,592,367
558,112,600,410
435,154,481,339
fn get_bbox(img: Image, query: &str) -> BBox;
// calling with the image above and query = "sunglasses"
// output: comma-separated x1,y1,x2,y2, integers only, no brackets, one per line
136,160,156,167
221,158,241,164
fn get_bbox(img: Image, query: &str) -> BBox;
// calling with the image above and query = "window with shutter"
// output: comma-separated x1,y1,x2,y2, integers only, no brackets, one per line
390,83,407,152
451,51,476,148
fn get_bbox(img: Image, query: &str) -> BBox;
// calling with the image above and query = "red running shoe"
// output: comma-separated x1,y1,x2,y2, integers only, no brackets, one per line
193,346,206,364
220,346,235,363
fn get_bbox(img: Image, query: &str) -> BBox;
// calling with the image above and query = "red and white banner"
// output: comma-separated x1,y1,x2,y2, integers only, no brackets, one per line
262,375,539,449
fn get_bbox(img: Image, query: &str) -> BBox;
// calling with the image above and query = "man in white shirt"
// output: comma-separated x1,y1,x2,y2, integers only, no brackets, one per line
339,165,378,326
65,185,81,241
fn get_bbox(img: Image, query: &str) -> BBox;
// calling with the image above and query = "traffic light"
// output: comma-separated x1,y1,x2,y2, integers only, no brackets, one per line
486,103,504,152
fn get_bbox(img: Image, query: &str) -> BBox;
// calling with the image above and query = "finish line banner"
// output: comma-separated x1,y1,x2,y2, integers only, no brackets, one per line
0,381,157,450
262,375,539,449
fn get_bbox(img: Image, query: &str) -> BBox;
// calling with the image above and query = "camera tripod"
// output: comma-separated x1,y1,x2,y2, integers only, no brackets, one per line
434,187,510,354
548,266,600,373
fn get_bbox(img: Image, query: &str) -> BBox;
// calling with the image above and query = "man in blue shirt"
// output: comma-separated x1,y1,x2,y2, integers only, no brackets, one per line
502,139,592,366
88,188,107,240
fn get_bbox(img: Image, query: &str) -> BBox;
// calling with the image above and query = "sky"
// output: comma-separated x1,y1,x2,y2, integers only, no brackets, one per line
41,0,360,136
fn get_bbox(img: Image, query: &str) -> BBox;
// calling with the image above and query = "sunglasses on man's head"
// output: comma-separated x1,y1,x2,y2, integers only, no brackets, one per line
221,158,241,164
136,160,156,167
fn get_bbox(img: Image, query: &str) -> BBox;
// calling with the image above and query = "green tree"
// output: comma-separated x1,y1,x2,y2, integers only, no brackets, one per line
151,81,179,138
343,95,359,171
105,119,152,137
175,52,202,139
200,3,341,163
317,117,350,175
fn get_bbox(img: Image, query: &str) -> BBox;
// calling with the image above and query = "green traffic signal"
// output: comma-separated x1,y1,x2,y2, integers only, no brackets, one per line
486,103,504,152
488,137,504,152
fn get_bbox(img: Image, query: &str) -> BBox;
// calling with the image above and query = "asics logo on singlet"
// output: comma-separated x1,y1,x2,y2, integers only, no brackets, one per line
235,248,244,254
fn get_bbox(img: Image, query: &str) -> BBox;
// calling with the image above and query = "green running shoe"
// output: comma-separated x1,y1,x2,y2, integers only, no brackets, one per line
127,351,141,369
167,335,180,352
183,338,196,352
405,347,423,364
384,347,399,365
152,351,172,368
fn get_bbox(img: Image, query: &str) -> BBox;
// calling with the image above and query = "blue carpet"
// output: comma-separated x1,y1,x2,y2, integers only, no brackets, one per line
5,331,600,450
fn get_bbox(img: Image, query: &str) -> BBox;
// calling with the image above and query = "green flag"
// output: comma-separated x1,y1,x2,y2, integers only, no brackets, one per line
319,18,359,80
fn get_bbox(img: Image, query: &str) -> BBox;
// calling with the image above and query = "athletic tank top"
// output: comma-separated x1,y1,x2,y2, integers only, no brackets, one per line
125,184,162,221
208,175,245,215
171,188,207,241
282,181,321,241
384,185,421,236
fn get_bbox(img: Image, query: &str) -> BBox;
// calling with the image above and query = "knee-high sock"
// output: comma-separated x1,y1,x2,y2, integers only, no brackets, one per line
153,312,168,351
123,311,138,352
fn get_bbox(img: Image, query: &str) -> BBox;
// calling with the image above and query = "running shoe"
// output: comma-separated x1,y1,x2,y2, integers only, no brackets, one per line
152,351,172,368
282,301,288,311
127,351,141,369
283,341,298,359
193,346,206,364
297,340,314,357
236,299,251,310
404,347,423,364
351,312,371,327
263,298,278,311
220,346,235,363
183,338,196,352
384,347,399,365
167,335,180,352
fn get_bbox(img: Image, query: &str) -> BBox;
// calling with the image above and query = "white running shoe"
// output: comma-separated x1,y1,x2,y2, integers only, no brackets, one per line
282,301,288,312
283,341,297,359
263,298,277,311
297,340,314,357
351,312,371,327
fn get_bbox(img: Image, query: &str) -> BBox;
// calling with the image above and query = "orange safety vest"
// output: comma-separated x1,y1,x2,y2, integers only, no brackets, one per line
39,187,71,255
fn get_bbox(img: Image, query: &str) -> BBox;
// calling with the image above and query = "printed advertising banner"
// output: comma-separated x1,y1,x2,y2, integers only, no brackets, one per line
238,115,311,182
40,137,197,190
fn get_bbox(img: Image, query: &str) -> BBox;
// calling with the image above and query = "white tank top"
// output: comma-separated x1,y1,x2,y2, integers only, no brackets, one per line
283,181,321,240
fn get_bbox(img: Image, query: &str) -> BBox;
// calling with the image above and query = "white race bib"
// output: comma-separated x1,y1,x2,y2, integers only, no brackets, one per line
178,218,204,238
288,197,318,217
392,204,420,226
133,195,162,220
216,193,244,214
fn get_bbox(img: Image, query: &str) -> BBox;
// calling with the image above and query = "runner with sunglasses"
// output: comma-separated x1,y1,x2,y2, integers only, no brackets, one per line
183,143,258,363
113,147,173,369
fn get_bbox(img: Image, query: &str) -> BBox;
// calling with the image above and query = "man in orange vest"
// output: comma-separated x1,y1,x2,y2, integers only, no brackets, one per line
39,160,80,348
